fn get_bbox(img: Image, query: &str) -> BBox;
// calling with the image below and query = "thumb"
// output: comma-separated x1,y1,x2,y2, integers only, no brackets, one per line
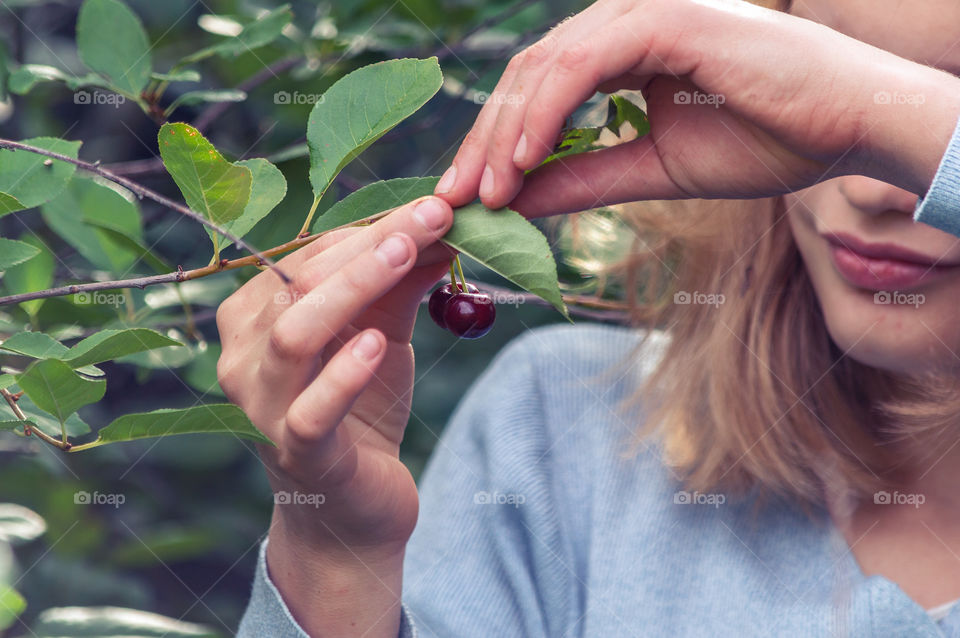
507,135,688,219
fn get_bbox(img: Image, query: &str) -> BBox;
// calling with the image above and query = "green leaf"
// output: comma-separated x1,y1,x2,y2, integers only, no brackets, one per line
182,5,293,64
607,93,649,136
211,158,287,252
0,585,25,631
41,178,143,273
0,238,39,270
163,89,246,117
0,503,46,544
0,137,82,209
443,202,568,318
76,0,153,95
0,331,69,359
307,57,443,200
311,176,437,234
15,359,106,426
158,123,253,230
0,192,26,218
181,342,224,397
62,328,182,368
308,177,568,317
2,236,54,318
75,404,274,450
83,222,171,274
31,606,219,637
0,374,14,390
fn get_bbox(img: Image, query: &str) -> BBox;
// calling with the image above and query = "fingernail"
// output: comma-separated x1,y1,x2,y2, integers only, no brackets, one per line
479,165,494,199
375,234,410,267
352,332,382,361
436,165,457,193
413,197,447,231
513,133,527,165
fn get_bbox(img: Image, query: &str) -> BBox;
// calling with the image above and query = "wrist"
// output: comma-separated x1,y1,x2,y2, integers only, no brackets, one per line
265,513,407,637
856,64,960,196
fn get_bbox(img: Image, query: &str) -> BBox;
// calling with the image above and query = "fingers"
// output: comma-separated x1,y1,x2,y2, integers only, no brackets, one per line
281,329,386,473
258,230,420,385
432,0,646,210
507,134,687,218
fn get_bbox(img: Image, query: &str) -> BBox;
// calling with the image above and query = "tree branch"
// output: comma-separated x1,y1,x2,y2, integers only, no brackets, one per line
0,208,395,307
0,138,290,284
0,387,71,450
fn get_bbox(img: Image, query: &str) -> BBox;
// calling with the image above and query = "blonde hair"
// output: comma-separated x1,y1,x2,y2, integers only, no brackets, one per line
575,0,960,507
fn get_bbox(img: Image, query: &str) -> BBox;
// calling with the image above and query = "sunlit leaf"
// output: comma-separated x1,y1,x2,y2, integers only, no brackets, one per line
211,158,287,252
307,57,442,199
0,503,46,544
62,328,182,368
182,5,293,64
75,404,274,450
158,123,252,229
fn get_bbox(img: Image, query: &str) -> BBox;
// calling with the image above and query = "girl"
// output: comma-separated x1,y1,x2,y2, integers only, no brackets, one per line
228,0,960,635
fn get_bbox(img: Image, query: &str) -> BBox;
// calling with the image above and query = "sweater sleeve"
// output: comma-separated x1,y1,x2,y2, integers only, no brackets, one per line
236,331,577,637
913,113,960,235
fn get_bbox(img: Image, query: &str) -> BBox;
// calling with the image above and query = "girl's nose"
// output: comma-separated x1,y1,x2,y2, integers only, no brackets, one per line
837,175,919,217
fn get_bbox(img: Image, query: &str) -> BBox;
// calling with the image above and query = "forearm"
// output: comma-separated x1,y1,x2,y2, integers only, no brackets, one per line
264,512,407,638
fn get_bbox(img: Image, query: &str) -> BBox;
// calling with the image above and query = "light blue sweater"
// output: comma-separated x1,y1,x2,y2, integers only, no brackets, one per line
237,115,960,638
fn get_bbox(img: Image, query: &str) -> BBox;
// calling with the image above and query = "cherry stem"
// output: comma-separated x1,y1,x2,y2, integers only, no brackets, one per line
449,260,459,292
454,255,468,292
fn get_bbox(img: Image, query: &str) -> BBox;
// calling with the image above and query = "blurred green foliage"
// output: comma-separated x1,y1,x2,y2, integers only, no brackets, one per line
0,0,590,634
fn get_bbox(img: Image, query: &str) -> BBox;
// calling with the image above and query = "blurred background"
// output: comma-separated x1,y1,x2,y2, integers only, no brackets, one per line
0,0,602,634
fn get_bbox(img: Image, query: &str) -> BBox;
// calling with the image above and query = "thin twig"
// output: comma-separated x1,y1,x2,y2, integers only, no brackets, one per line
0,387,70,450
0,208,395,307
0,138,290,284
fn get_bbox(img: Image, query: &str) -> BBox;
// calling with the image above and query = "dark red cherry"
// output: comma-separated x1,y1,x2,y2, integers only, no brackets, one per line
443,292,496,339
428,282,478,329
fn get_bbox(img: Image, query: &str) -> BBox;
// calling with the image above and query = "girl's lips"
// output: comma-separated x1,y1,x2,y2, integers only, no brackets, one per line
825,234,960,291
